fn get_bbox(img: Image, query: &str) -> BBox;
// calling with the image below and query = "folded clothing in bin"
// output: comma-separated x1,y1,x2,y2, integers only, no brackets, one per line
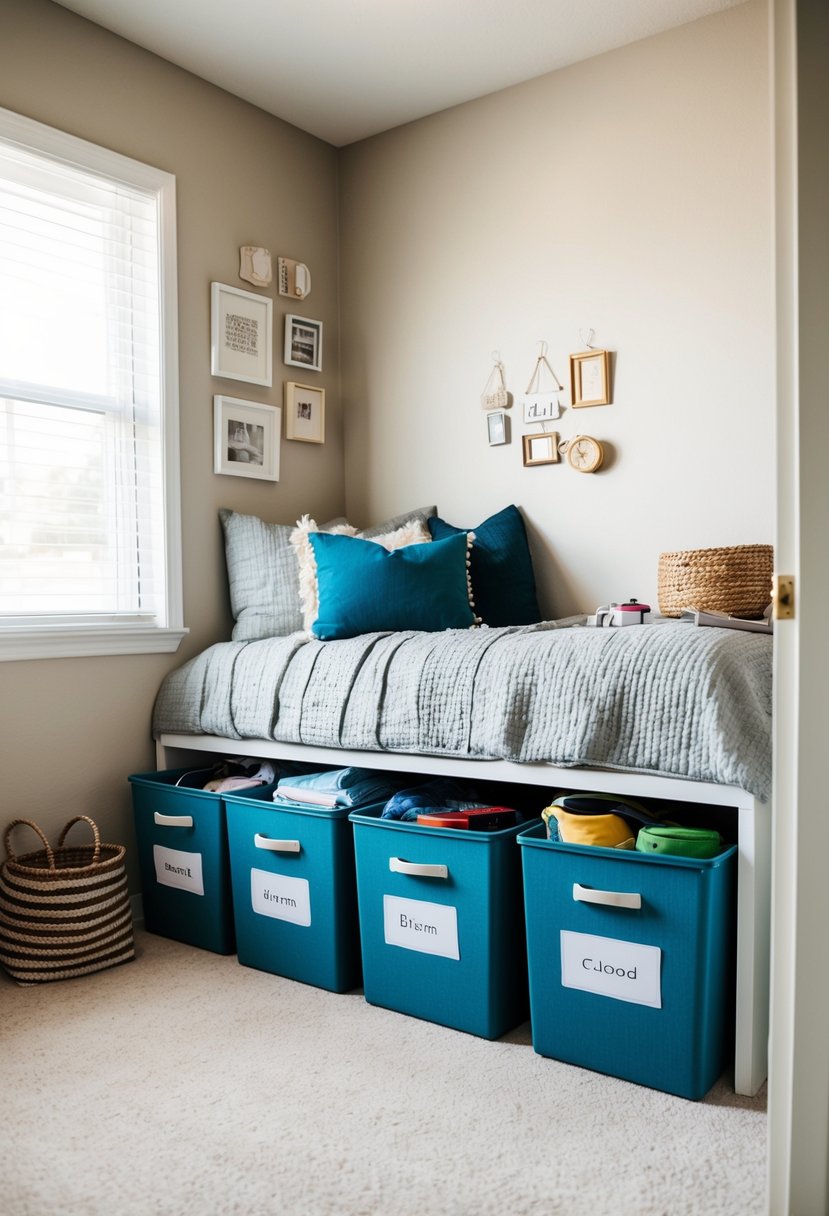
175,757,278,793
381,777,490,822
273,767,406,810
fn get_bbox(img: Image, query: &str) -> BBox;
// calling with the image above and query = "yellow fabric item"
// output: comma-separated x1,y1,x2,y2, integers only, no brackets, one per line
542,805,636,849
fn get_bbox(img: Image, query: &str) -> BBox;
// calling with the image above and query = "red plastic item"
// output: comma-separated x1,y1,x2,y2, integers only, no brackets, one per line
415,806,519,831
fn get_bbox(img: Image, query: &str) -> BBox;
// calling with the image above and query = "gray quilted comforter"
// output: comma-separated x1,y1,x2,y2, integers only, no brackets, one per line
152,621,773,801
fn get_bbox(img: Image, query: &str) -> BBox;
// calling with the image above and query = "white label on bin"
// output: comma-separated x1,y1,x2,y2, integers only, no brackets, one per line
560,930,662,1008
383,895,459,960
153,844,204,896
251,868,311,926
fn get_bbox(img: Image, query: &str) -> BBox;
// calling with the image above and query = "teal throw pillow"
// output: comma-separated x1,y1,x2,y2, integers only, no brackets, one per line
427,505,540,627
219,505,438,641
309,531,475,641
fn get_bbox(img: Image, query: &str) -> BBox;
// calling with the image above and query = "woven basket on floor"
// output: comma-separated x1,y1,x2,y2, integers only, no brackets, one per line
657,544,773,618
0,815,135,986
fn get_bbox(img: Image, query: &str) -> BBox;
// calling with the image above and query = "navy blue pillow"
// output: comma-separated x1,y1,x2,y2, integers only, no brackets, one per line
427,505,540,626
308,531,476,641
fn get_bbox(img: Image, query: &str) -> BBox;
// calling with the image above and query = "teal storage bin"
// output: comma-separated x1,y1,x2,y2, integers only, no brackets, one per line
224,792,381,993
518,824,737,1099
129,768,267,955
349,809,535,1039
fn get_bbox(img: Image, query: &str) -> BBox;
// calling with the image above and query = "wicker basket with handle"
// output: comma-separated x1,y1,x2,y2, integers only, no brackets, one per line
0,815,135,986
657,544,773,619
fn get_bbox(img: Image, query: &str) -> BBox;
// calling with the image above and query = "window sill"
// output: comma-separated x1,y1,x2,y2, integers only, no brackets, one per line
0,624,189,662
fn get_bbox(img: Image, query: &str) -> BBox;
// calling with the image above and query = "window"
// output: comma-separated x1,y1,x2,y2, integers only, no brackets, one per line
0,107,185,660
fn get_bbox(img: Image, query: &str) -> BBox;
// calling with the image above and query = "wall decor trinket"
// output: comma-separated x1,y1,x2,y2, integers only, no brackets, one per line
522,342,564,422
481,351,511,410
239,246,273,288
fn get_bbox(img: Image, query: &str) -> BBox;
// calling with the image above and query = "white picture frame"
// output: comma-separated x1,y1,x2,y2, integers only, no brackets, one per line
213,395,281,480
211,282,273,386
486,410,509,446
285,381,325,444
284,313,323,372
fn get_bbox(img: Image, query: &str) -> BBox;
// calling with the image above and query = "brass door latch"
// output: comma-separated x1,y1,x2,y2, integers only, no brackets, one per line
772,574,795,620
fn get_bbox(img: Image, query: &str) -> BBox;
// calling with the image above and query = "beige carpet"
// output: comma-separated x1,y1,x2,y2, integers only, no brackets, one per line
2,928,767,1216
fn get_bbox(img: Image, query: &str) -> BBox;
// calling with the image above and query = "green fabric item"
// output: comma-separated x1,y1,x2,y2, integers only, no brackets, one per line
636,825,724,859
309,530,475,641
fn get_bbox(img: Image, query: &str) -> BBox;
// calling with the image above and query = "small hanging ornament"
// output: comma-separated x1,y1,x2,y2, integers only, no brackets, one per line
521,342,564,423
481,351,512,410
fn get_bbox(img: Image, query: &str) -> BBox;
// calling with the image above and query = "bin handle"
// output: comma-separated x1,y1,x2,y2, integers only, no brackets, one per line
389,857,448,880
573,882,641,910
254,834,301,854
153,812,194,828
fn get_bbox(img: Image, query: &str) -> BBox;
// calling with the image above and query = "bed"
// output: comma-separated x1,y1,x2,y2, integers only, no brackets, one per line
152,505,773,1094
152,613,773,1097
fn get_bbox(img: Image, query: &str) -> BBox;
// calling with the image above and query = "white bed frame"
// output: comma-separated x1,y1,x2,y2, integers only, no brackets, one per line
156,732,770,1098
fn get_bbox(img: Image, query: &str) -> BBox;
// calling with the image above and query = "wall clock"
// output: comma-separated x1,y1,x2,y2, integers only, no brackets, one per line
564,434,604,473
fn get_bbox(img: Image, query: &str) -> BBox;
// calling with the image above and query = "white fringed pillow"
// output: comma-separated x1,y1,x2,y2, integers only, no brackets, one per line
291,515,432,631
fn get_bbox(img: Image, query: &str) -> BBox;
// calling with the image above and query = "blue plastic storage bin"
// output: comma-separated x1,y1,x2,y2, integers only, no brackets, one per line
224,791,384,993
518,823,737,1099
349,809,535,1039
129,768,270,955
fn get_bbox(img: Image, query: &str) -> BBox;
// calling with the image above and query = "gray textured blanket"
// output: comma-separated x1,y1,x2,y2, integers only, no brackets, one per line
152,621,773,801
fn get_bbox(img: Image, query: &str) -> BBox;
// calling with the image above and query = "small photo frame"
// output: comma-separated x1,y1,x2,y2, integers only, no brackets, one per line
522,431,560,467
570,349,611,408
486,410,509,446
284,314,323,372
211,282,273,387
285,381,325,444
214,395,280,480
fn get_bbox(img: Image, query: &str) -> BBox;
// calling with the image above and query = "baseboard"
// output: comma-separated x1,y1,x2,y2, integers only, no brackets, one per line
131,893,144,925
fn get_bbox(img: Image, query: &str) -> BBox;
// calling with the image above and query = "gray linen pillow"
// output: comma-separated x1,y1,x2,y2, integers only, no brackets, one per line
219,509,302,640
219,505,438,640
358,505,437,538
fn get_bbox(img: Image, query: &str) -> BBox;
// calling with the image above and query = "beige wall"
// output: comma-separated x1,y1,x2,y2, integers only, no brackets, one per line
0,0,774,891
0,0,342,875
339,0,774,619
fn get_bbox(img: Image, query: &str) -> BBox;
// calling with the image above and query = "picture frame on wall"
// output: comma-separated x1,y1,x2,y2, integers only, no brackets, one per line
211,282,273,386
569,348,611,408
522,431,560,467
285,381,325,444
486,410,509,446
284,314,323,372
214,395,281,480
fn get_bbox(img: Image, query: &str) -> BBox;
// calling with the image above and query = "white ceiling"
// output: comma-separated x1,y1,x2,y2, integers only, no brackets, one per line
52,0,746,147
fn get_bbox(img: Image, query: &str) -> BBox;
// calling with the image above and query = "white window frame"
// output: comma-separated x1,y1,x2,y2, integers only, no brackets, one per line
0,107,186,661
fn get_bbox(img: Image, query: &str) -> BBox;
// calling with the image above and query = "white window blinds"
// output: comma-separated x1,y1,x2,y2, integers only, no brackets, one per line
0,108,184,658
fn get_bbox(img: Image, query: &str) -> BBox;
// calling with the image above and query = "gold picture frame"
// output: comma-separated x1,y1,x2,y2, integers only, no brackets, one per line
569,349,611,408
522,431,560,467
285,381,325,444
